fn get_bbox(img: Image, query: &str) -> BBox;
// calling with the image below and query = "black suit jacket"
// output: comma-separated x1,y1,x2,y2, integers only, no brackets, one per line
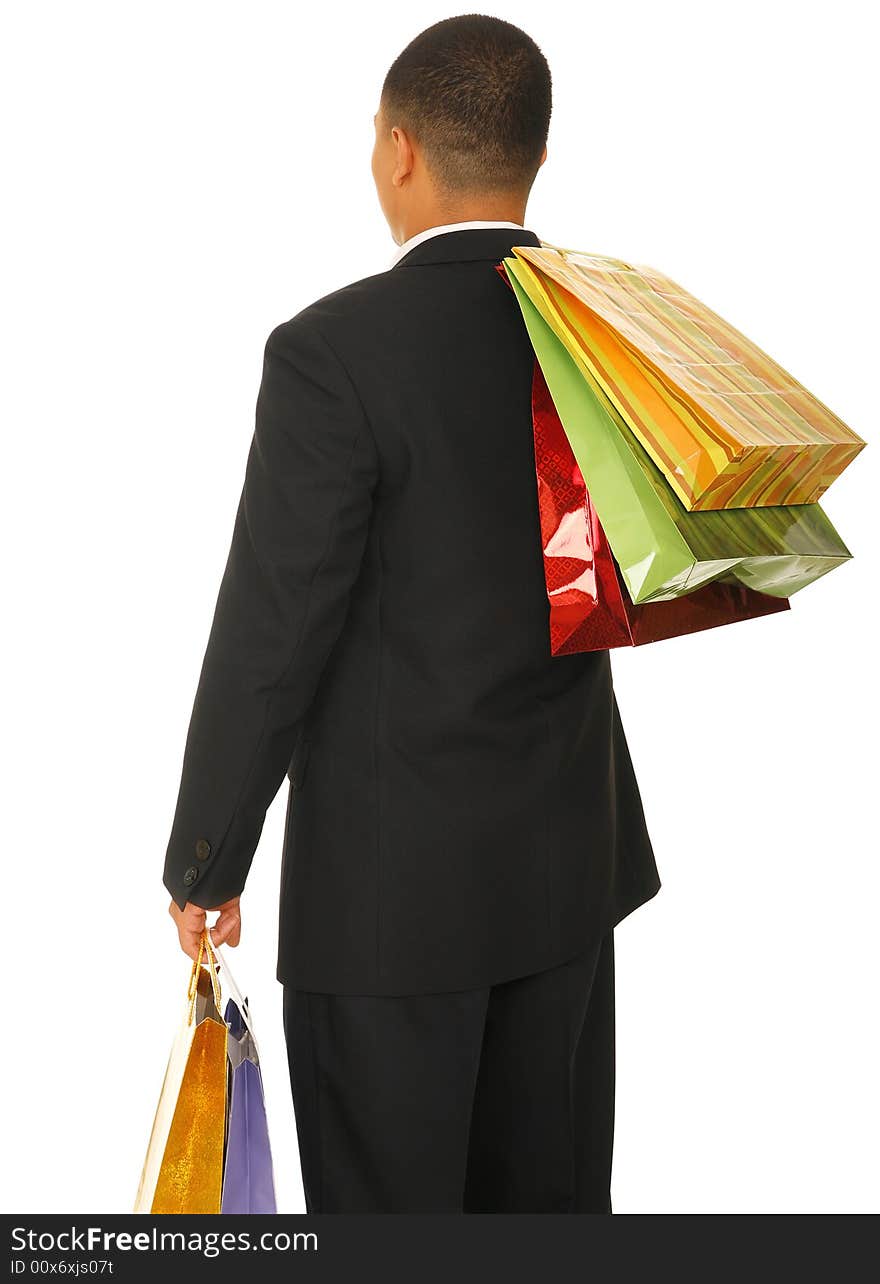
163,226,660,994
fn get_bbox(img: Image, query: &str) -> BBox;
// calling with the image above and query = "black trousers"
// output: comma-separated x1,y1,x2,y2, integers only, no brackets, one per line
281,932,615,1213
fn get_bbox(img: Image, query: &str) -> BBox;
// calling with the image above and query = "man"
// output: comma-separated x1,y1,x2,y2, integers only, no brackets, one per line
164,14,660,1213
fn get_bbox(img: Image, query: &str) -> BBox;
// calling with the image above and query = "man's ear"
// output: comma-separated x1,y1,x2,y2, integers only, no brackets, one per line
539,143,548,166
391,124,415,187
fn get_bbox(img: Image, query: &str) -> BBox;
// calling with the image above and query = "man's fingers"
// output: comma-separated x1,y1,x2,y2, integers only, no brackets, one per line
177,928,202,961
210,906,242,948
179,918,204,956
209,920,229,946
167,898,208,959
226,918,242,947
168,896,240,959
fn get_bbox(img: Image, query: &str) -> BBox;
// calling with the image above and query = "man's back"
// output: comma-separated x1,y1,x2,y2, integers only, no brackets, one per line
163,225,659,992
268,226,660,991
162,15,661,1214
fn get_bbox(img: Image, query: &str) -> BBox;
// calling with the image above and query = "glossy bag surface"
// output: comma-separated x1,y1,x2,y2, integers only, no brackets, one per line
134,962,224,1213
135,932,276,1215
151,1014,228,1214
532,357,790,653
507,244,865,512
221,998,277,1214
505,264,852,606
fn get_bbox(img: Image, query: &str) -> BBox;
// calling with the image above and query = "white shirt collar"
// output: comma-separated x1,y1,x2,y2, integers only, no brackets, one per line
388,219,525,269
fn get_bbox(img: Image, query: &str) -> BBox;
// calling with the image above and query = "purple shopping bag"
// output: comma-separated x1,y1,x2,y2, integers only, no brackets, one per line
221,996,277,1214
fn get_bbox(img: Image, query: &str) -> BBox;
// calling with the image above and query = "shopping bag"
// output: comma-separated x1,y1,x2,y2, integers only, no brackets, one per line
505,263,852,606
504,244,866,511
221,996,277,1213
216,947,277,1214
532,356,790,652
135,933,227,1213
134,930,277,1214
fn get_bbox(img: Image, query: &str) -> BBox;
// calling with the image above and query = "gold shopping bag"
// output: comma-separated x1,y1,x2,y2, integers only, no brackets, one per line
134,932,228,1214
504,243,866,512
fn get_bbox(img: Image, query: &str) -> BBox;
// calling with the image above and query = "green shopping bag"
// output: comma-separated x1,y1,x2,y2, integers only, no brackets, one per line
505,264,852,605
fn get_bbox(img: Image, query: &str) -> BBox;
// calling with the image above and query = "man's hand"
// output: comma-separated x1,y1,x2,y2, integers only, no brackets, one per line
169,896,242,960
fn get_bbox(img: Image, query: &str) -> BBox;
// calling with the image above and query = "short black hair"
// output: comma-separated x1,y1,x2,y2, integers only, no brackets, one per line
380,14,551,196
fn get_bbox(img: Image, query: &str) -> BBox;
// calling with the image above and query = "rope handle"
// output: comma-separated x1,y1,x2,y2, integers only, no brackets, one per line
184,927,257,1042
186,927,223,1024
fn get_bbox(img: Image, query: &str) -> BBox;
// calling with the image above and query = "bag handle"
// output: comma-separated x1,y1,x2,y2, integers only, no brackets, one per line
185,927,259,1045
211,937,257,1042
186,928,223,1024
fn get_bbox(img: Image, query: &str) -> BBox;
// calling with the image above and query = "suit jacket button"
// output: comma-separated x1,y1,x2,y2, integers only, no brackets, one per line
183,866,199,886
195,838,211,861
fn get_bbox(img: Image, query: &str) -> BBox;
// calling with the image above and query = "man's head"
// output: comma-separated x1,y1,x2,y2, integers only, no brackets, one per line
372,15,551,244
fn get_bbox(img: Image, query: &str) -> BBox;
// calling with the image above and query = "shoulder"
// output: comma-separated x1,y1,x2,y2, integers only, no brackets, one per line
266,268,414,362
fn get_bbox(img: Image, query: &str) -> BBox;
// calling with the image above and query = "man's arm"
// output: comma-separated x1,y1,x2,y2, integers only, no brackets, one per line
163,314,379,927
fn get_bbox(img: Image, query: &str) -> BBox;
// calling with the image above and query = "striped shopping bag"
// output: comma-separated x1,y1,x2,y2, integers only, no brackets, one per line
503,242,865,512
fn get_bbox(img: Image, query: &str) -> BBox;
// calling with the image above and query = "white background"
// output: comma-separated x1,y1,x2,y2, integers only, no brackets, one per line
2,0,877,1215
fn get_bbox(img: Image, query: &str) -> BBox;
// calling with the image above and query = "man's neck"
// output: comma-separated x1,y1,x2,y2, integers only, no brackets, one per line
397,202,528,246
